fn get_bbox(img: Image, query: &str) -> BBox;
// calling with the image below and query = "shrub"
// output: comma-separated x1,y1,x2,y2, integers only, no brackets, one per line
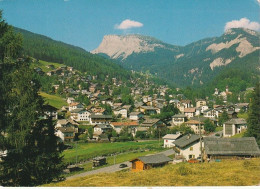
176,164,192,176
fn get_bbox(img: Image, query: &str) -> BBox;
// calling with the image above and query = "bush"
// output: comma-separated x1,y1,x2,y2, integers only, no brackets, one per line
176,164,192,176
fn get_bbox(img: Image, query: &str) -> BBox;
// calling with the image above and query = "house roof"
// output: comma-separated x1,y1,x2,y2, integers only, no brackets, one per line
172,114,186,118
130,154,172,164
224,118,247,125
58,127,75,133
111,121,139,127
130,112,142,116
141,119,161,127
91,114,113,119
185,120,204,125
163,133,182,140
140,106,158,110
204,137,260,156
94,124,112,129
70,108,85,113
173,134,201,148
184,108,196,113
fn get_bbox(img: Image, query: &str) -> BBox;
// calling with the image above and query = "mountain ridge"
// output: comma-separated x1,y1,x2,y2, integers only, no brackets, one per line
92,28,260,87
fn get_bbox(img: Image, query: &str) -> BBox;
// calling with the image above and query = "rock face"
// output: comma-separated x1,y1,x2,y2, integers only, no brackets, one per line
91,34,174,60
92,28,260,86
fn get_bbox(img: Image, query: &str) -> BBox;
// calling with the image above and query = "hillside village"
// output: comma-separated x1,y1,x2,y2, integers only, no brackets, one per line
32,62,260,165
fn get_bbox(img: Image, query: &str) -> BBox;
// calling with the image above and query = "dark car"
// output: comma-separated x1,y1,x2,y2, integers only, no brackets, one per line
119,163,128,168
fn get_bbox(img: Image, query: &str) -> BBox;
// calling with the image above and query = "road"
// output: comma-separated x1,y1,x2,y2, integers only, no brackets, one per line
67,149,174,180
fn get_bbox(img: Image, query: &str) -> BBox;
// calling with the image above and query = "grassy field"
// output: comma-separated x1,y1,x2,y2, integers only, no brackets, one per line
215,126,223,132
45,158,260,186
39,92,67,109
63,140,163,164
63,149,162,177
238,113,248,119
32,59,65,72
231,131,246,138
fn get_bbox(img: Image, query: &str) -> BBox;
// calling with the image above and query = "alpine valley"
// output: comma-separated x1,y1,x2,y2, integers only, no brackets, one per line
92,28,260,87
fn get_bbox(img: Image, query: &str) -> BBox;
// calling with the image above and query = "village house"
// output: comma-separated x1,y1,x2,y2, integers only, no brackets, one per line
163,132,182,148
67,97,75,104
138,106,160,115
185,120,205,134
181,100,192,108
56,119,79,133
129,112,144,121
184,108,196,119
89,114,113,125
91,107,106,115
204,137,260,160
110,121,139,136
200,105,209,113
203,108,219,118
172,114,187,126
0,150,7,161
130,154,172,172
69,102,84,111
196,99,207,108
42,104,58,120
55,127,76,142
234,103,249,113
70,109,91,122
223,118,247,137
92,124,113,140
173,134,203,160
140,118,164,131
113,108,128,118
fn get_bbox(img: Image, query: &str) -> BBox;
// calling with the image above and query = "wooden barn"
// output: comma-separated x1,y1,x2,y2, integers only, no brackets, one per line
204,137,260,160
130,154,172,172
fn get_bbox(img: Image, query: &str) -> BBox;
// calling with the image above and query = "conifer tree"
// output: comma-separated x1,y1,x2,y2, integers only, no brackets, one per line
0,11,64,186
244,83,260,146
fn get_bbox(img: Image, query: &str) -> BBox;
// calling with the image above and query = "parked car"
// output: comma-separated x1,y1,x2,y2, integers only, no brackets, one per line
188,158,199,163
119,163,128,168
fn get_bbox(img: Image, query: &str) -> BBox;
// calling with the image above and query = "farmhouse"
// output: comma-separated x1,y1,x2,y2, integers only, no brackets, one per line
185,120,205,135
55,127,76,142
130,154,172,172
129,112,144,121
162,133,182,148
223,118,247,137
89,114,113,125
173,134,203,160
172,114,187,126
204,137,260,160
42,104,58,120
184,108,196,119
140,118,164,130
110,121,139,136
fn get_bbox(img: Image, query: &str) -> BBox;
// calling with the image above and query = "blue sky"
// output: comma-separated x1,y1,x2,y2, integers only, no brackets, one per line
0,0,259,51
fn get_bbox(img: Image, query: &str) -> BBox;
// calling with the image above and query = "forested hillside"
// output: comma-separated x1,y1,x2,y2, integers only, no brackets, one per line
14,27,132,82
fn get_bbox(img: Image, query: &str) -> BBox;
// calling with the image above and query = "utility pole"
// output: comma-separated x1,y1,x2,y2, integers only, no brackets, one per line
75,141,78,165
198,114,203,162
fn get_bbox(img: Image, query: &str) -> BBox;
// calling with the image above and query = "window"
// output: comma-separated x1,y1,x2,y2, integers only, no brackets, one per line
190,147,193,151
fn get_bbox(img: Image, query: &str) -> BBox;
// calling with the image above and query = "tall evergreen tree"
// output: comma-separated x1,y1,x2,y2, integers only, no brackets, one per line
0,11,64,186
244,83,260,146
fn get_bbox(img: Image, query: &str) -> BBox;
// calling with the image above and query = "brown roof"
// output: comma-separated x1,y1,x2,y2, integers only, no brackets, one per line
111,121,139,127
185,120,204,125
184,108,196,113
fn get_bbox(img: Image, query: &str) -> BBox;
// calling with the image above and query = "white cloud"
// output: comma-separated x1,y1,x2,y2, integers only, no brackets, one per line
115,19,143,30
257,0,260,4
224,18,260,31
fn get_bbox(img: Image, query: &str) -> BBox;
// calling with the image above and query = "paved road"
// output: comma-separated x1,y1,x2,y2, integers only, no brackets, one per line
67,149,174,180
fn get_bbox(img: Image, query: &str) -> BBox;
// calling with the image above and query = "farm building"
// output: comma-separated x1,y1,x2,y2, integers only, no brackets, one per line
173,134,203,160
162,133,182,148
204,137,260,160
130,154,172,172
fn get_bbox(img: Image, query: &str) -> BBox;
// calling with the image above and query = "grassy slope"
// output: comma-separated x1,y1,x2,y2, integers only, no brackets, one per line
31,59,65,72
46,159,260,186
63,141,163,163
39,92,67,109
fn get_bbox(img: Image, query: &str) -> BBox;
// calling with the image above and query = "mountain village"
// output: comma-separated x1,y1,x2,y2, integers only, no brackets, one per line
28,62,260,174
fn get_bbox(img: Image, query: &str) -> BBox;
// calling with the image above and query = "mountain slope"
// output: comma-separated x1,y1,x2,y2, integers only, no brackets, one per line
92,28,260,87
14,27,132,80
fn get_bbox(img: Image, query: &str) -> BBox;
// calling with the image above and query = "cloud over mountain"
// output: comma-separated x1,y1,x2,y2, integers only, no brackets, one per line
225,18,260,31
115,19,143,30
